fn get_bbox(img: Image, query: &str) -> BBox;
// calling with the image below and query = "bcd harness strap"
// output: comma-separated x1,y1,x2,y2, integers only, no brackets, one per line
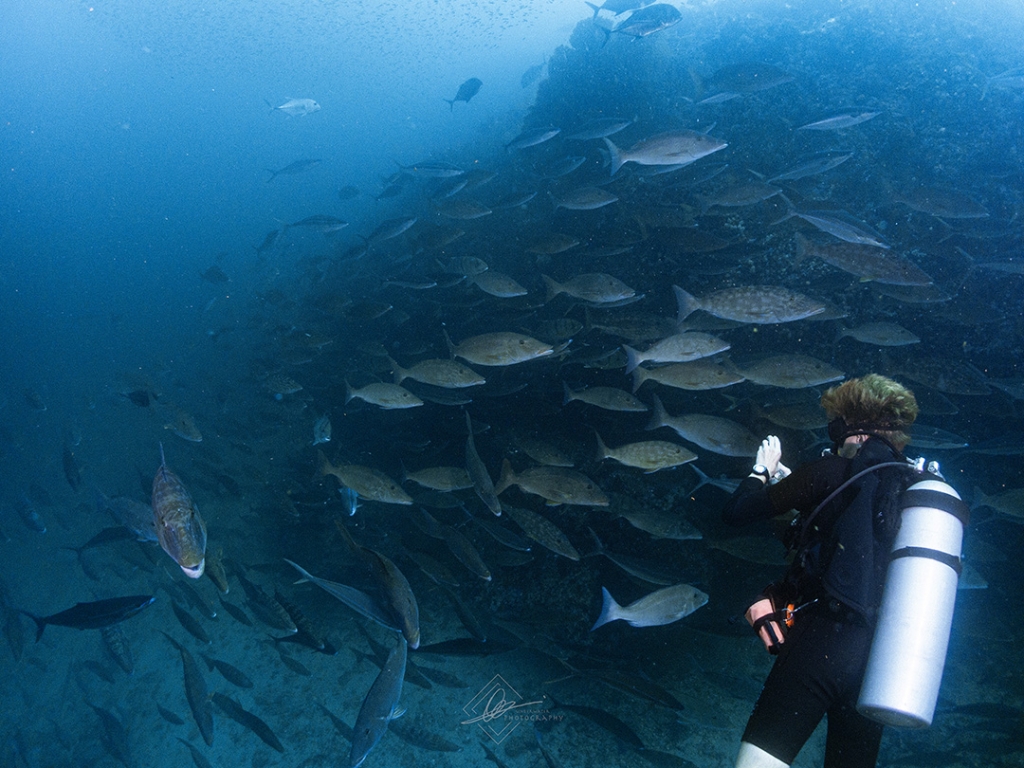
889,545,963,575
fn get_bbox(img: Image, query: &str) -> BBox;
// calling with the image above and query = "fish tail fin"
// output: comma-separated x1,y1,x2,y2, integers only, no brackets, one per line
970,486,989,511
495,459,515,496
316,450,332,478
442,326,456,359
793,232,812,266
344,381,355,404
603,137,624,176
647,393,668,431
264,169,277,184
630,366,647,394
673,285,700,323
562,381,575,406
158,441,166,467
541,274,562,303
583,526,605,557
686,463,712,496
769,194,797,225
444,98,455,111
385,355,405,385
586,1,600,18
623,344,642,374
594,431,610,462
264,99,275,113
590,587,620,631
22,612,45,642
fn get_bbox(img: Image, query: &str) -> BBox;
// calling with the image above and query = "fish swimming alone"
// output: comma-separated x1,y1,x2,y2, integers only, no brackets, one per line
23,595,155,641
444,77,482,110
265,97,321,116
152,444,208,578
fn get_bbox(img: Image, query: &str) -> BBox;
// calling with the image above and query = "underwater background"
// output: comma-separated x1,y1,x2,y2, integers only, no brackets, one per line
1,1,1023,766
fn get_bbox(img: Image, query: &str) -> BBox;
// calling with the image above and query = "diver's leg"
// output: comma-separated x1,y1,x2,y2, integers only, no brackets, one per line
824,621,883,768
737,612,836,766
735,741,790,768
822,700,883,768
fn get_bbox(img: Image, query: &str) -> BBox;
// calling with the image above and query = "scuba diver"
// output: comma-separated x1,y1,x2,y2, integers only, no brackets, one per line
722,374,921,768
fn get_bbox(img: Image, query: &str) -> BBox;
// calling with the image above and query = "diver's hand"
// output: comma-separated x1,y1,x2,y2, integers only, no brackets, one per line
755,436,783,477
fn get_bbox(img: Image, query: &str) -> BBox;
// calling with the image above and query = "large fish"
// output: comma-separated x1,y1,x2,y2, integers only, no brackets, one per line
350,636,407,768
444,77,482,110
152,444,208,578
590,583,708,630
23,595,155,641
604,130,726,176
675,284,825,325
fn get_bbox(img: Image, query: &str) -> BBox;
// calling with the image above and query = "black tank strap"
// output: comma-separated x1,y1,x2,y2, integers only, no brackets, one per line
900,488,970,527
890,545,963,576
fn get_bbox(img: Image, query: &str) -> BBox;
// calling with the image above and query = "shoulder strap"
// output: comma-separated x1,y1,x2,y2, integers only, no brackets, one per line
799,461,910,541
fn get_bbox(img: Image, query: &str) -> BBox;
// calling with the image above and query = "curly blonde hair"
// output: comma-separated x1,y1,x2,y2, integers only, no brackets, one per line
820,374,919,450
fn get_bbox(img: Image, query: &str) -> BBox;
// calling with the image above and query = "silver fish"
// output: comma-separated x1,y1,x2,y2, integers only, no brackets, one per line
604,130,727,176
797,111,881,130
591,583,708,630
267,97,321,116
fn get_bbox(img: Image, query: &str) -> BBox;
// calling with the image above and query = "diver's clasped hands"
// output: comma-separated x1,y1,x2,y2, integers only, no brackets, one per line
755,435,791,483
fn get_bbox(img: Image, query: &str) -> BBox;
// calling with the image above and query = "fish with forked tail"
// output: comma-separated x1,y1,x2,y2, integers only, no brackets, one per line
152,444,207,578
23,595,155,641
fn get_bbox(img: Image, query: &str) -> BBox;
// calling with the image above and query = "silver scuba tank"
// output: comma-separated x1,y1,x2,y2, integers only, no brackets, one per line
857,474,969,728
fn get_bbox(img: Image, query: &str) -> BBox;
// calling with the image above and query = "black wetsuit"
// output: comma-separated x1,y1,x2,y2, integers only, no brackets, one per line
723,438,909,768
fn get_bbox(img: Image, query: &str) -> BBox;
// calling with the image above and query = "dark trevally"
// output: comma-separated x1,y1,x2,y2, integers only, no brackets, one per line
152,444,207,578
162,632,214,747
212,693,284,753
609,3,682,38
896,186,990,219
564,116,632,140
767,151,853,183
401,160,465,179
264,158,322,183
366,216,418,244
24,595,155,641
587,0,648,17
547,694,645,749
62,443,82,490
506,126,561,150
704,61,794,97
15,493,46,533
465,412,501,516
444,77,482,110
350,636,407,768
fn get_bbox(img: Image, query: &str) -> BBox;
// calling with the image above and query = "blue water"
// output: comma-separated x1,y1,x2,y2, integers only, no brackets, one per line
2,1,1023,766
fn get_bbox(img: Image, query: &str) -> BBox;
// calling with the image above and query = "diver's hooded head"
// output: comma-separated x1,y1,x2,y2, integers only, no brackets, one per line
821,374,919,453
